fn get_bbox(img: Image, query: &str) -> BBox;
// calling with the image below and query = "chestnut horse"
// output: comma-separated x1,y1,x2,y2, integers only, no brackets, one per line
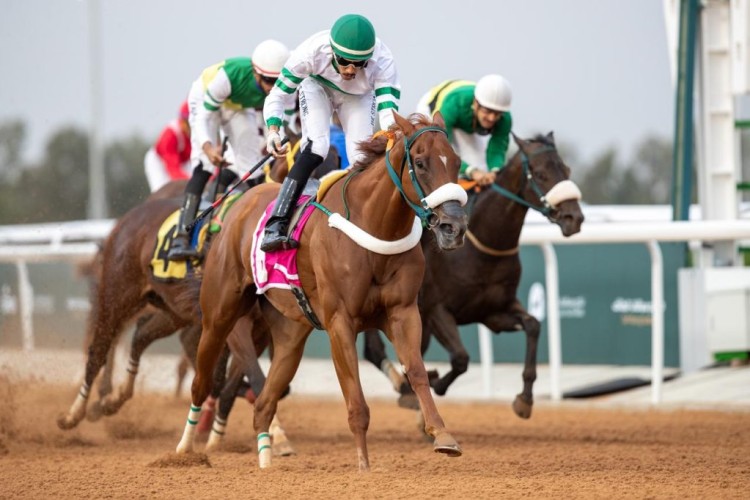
56,178,295,454
363,132,584,418
176,113,468,471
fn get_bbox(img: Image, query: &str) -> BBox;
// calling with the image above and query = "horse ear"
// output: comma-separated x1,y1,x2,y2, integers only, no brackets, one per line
432,111,446,129
545,131,555,144
392,111,415,136
511,132,528,151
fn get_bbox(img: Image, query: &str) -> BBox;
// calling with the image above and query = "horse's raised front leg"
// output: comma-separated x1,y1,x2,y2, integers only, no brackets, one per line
484,301,540,419
252,306,309,469
386,305,462,458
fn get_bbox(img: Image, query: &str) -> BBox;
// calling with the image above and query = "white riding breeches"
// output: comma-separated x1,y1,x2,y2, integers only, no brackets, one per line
298,78,376,164
187,79,265,179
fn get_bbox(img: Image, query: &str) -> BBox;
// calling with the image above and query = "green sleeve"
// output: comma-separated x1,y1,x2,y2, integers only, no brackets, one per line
436,96,471,176
486,113,512,171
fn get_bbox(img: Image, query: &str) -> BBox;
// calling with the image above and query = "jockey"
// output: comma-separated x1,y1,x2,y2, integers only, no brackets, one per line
416,74,513,187
143,102,192,192
260,13,400,252
168,39,291,261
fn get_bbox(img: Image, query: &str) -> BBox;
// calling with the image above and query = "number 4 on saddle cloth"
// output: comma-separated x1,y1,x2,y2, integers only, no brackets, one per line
151,195,242,281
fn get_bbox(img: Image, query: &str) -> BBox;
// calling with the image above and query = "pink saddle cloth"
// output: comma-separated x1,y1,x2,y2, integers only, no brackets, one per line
251,195,316,294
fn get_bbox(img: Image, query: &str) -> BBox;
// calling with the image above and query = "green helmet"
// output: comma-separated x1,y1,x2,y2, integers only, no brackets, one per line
330,14,376,61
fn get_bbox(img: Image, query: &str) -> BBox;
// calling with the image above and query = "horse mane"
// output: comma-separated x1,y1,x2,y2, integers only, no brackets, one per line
528,134,554,147
351,114,434,171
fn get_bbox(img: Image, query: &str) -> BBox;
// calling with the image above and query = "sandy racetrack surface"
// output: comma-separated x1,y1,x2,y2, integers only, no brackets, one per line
0,377,748,499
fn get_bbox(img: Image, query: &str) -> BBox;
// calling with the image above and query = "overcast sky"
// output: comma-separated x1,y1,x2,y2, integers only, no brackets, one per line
0,0,673,166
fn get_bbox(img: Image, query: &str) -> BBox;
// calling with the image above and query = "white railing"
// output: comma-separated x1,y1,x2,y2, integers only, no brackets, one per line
0,220,114,351
477,219,750,405
3,217,750,404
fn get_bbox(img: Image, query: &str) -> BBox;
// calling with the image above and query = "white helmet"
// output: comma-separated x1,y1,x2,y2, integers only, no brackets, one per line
474,74,512,112
252,39,290,77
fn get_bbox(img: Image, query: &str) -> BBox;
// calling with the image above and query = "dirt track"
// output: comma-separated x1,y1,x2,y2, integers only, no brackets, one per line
0,378,748,499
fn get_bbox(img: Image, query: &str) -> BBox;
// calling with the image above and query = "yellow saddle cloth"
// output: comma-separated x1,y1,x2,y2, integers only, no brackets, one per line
150,210,211,281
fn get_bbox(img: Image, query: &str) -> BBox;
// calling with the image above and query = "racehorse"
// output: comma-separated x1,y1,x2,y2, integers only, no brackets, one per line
363,132,584,419
56,178,295,454
66,137,341,427
175,112,468,471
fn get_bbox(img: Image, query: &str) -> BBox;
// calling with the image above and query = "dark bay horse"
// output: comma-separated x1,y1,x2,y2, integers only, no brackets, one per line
364,132,584,419
175,112,468,471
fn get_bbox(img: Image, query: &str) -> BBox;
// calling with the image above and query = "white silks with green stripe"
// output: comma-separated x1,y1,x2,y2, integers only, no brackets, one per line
263,30,400,134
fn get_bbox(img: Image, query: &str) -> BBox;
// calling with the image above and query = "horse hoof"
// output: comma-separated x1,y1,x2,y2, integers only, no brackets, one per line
397,393,419,410
512,394,533,419
433,432,462,457
56,413,78,430
273,441,296,457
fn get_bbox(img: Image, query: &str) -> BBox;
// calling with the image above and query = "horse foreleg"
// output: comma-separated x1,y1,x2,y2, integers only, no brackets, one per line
253,309,309,469
426,308,468,396
205,350,241,451
485,304,540,419
363,328,409,394
327,317,372,471
386,306,462,458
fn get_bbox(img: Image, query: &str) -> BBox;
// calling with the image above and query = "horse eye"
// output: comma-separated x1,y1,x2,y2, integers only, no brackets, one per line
415,159,425,169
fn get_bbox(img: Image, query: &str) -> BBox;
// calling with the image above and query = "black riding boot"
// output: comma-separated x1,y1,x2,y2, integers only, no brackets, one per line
168,166,211,261
260,147,324,252
259,177,304,252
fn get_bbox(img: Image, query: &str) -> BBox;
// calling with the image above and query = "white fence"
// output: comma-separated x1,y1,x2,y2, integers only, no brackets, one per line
2,217,750,404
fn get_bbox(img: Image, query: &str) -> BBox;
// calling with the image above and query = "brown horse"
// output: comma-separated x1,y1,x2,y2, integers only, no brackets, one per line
175,112,468,471
66,137,340,426
363,132,584,418
56,177,295,454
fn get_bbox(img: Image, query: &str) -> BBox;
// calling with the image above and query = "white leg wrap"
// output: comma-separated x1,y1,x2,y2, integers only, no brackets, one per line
205,416,226,452
257,432,272,469
381,359,405,392
176,404,201,453
70,383,89,420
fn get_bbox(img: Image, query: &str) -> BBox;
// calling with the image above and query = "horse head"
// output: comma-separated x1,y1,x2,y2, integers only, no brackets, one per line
389,112,468,250
504,132,584,236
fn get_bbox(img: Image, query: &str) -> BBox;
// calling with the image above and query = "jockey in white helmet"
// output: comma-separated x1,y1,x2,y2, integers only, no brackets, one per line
167,40,291,261
416,74,513,187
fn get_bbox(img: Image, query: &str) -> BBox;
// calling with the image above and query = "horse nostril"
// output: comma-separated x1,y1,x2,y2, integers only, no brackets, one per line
439,222,460,237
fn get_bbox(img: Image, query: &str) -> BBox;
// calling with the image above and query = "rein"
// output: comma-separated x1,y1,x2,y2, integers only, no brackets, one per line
468,143,557,258
490,144,557,216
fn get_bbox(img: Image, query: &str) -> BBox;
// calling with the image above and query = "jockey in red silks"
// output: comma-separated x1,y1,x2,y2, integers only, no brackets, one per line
143,102,192,192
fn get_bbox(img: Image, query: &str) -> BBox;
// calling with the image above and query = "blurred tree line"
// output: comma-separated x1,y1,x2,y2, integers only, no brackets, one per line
0,120,150,224
0,118,679,225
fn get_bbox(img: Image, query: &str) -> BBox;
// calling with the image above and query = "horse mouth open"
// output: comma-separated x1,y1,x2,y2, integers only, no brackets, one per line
430,200,467,250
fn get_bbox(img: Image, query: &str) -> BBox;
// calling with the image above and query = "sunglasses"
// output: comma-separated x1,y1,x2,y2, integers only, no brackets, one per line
334,54,367,68
257,73,278,85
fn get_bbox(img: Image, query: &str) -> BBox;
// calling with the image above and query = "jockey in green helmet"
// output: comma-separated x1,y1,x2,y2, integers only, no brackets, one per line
260,14,401,252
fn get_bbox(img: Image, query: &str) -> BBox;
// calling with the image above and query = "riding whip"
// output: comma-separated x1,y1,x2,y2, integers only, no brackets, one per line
188,137,290,230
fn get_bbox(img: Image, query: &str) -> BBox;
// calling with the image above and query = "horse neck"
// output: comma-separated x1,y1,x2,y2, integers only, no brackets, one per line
347,149,416,240
470,161,528,250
